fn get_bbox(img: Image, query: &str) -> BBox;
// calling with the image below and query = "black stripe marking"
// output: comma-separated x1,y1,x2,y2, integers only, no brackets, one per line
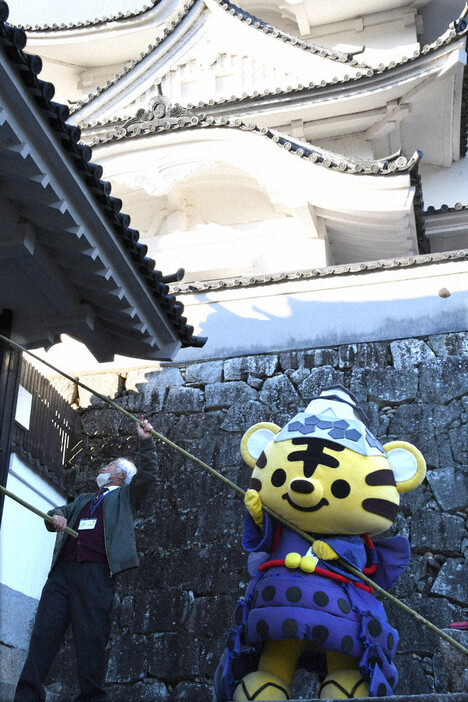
288,437,344,478
362,498,399,521
365,469,396,487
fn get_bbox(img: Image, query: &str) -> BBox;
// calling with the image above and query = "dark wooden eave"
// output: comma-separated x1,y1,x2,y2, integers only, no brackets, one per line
0,2,205,361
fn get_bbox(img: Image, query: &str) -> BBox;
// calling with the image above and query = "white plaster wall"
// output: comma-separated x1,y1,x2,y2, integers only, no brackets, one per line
0,455,65,600
317,14,419,64
28,258,467,373
419,158,468,209
175,259,468,362
38,59,83,104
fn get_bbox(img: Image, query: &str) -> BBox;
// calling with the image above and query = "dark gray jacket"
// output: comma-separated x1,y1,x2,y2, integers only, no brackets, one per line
47,438,157,576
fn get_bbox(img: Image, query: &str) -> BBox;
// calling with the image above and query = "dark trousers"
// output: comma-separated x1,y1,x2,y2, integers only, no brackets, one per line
14,562,114,702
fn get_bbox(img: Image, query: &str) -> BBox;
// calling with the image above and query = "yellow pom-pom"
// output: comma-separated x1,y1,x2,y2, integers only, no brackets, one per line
300,556,316,572
285,552,301,569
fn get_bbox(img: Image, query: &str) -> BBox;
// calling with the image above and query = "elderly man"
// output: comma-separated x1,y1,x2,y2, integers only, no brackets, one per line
14,419,157,702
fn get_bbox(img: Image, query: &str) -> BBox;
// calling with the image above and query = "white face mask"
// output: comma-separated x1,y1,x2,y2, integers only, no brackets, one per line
96,473,113,488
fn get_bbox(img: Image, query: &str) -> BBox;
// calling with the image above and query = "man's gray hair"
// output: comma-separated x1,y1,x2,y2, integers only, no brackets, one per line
115,458,137,485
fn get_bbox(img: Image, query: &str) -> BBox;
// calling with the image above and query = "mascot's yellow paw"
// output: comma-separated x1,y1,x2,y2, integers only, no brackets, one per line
233,671,291,701
244,489,264,529
313,539,338,561
319,669,369,700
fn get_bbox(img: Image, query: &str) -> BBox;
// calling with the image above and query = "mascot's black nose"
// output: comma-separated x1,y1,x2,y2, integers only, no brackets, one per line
291,479,315,494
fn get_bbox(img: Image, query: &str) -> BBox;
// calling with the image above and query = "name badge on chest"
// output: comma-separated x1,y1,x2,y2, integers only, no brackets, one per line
78,518,97,530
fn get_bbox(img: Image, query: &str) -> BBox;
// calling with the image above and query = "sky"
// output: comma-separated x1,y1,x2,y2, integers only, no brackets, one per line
8,0,149,26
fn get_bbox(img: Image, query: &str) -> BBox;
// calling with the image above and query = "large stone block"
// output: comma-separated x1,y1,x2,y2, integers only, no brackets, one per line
171,411,224,440
389,403,461,438
213,433,244,468
297,366,344,400
205,381,257,409
194,497,243,542
0,584,38,650
411,511,465,555
125,367,183,411
126,366,184,392
80,408,123,436
288,367,310,388
0,642,27,698
278,350,305,371
305,348,338,368
185,360,223,385
132,588,190,633
77,372,121,408
391,554,427,598
186,594,236,638
106,681,169,701
259,374,301,410
428,332,468,358
393,654,432,695
224,354,278,381
120,386,167,413
431,560,468,605
221,400,271,431
385,597,461,655
339,342,388,369
106,633,147,683
170,682,214,701
438,628,468,692
148,632,200,680
350,368,418,403
449,422,468,467
390,339,435,369
426,467,468,512
164,386,204,414
47,376,78,405
419,358,468,404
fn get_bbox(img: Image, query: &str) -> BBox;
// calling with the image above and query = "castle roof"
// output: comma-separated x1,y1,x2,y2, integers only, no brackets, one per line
0,1,205,360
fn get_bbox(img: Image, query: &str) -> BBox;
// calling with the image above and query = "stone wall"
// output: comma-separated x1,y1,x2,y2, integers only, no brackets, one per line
43,332,468,701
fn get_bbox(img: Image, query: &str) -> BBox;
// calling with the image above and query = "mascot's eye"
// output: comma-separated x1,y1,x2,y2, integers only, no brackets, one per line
271,469,287,487
330,479,351,499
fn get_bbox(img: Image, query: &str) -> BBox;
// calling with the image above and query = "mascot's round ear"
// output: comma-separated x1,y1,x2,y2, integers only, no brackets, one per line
240,423,281,468
383,441,426,493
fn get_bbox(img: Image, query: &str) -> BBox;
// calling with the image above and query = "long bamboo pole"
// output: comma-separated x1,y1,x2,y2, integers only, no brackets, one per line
0,484,78,537
0,333,466,656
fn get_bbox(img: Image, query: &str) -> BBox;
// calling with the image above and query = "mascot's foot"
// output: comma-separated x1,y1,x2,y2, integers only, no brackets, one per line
319,669,369,700
233,671,291,701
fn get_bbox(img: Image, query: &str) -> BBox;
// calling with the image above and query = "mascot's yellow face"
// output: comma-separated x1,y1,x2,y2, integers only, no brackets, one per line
241,423,426,536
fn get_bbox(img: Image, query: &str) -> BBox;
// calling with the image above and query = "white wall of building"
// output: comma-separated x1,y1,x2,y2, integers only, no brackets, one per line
0,455,65,600
175,259,468,362
419,158,468,209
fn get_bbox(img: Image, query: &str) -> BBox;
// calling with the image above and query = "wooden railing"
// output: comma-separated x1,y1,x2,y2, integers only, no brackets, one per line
12,359,77,474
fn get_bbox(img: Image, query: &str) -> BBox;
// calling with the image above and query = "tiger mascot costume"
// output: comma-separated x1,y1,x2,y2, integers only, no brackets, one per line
215,385,426,700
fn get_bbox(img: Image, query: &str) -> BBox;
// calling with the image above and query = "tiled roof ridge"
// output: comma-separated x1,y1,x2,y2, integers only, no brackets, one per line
70,0,197,115
185,10,468,111
68,0,375,117
170,250,468,295
0,1,205,349
70,2,468,121
13,0,163,32
87,99,422,176
425,202,468,215
210,0,372,69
